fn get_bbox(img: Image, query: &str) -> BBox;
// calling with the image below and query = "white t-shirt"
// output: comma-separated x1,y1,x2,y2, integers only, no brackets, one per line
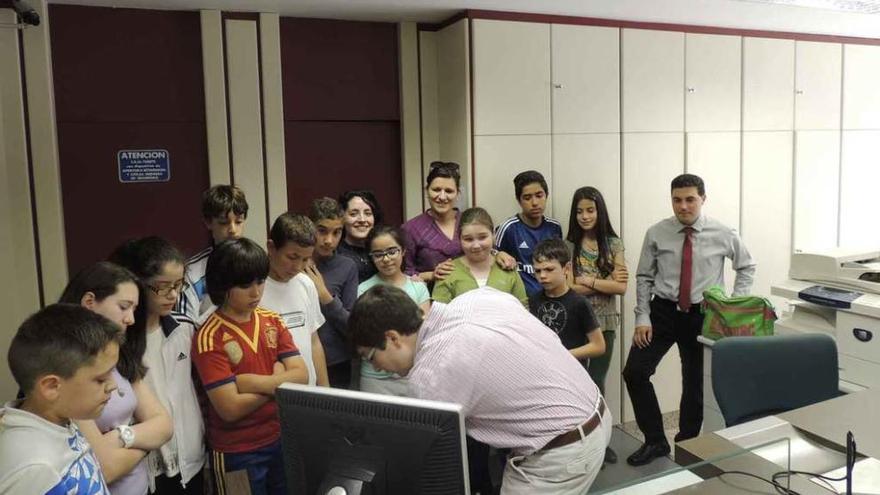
261,274,326,386
0,402,110,494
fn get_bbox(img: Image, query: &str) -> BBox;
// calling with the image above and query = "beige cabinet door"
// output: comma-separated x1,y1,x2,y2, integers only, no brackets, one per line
685,132,741,231
793,130,840,252
552,133,621,420
795,41,842,130
743,37,795,131
685,33,742,132
551,24,620,134
473,134,552,227
686,132,741,295
472,20,550,136
551,133,622,238
622,29,684,132
840,131,880,248
742,132,793,309
621,132,685,421
842,44,880,130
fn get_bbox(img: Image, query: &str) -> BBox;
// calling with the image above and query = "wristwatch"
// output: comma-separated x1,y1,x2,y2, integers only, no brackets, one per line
116,424,135,448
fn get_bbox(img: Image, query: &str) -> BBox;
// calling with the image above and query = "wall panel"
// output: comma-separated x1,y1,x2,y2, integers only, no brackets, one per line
473,134,552,227
551,24,620,134
285,121,403,225
793,130,840,251
50,5,210,271
621,132,684,421
842,44,880,130
685,33,742,132
743,37,795,131
622,29,684,132
840,131,880,249
281,17,403,223
742,132,793,310
472,19,551,135
280,18,399,121
795,41,842,131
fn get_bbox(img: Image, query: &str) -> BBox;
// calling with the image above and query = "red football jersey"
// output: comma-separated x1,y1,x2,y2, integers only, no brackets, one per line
192,307,299,453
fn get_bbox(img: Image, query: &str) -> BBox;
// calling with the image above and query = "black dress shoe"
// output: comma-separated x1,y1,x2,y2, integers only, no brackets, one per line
626,442,671,466
604,446,618,464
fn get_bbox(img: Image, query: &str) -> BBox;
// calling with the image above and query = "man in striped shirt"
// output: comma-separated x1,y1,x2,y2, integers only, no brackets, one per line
349,285,611,494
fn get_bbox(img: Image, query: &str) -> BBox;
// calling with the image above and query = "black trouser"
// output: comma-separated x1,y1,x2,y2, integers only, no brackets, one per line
327,361,353,389
466,436,494,495
622,297,704,444
154,470,204,494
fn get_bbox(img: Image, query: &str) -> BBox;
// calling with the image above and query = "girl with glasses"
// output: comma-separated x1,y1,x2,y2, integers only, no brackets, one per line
357,226,430,396
110,237,206,494
58,261,172,495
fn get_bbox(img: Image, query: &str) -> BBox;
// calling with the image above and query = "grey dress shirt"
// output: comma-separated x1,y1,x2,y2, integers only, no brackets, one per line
634,215,756,327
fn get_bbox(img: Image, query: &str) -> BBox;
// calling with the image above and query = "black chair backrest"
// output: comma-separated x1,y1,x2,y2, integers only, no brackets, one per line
711,333,839,427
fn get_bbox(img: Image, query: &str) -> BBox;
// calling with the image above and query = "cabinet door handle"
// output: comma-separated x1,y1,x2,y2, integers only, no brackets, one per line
553,83,563,89
686,87,696,93
795,89,805,95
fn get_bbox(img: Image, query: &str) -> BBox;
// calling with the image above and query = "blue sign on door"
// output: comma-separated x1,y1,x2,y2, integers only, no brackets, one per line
118,149,170,183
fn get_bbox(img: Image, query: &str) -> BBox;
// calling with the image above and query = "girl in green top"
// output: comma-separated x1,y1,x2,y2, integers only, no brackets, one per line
566,186,628,464
432,207,527,305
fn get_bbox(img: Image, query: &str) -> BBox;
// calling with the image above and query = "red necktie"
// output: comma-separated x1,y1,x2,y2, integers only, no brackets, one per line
679,227,694,311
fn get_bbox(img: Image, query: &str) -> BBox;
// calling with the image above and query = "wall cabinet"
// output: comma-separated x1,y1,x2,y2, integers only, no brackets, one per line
795,41,842,130
842,44,880,130
622,29,684,132
743,37,795,131
685,33,741,132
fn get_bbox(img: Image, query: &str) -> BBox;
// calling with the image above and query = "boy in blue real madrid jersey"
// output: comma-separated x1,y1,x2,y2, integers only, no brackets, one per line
1,305,123,494
495,170,563,296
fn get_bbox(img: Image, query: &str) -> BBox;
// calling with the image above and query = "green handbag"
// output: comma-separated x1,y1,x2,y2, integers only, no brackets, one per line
701,285,777,340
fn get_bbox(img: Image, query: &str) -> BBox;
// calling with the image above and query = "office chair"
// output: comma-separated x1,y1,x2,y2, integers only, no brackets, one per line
711,333,840,427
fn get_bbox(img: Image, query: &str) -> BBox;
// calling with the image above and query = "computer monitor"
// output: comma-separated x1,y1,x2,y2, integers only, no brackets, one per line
277,383,470,495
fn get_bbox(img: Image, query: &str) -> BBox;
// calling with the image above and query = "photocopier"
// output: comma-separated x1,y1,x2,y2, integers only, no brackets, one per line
771,248,880,391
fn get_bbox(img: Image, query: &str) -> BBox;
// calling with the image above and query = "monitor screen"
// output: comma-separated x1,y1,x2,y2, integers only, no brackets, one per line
277,383,470,495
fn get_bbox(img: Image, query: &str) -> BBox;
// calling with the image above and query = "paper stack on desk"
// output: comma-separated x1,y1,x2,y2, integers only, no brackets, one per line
815,457,880,494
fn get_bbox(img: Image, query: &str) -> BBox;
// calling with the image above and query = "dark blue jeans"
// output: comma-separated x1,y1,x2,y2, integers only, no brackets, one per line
212,440,287,495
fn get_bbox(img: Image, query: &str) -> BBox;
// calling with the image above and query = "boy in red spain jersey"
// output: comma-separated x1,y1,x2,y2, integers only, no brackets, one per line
192,238,308,495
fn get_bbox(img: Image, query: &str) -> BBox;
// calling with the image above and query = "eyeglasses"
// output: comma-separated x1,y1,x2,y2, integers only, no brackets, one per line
146,279,189,297
363,347,377,363
369,247,402,261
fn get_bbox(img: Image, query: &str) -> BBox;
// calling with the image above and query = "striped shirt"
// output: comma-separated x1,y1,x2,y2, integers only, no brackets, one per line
407,287,603,456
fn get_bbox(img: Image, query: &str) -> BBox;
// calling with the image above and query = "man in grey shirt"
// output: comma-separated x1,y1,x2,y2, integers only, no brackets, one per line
623,173,756,466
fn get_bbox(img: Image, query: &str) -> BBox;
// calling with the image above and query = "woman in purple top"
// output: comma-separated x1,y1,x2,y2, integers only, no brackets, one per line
402,161,463,283
59,262,173,495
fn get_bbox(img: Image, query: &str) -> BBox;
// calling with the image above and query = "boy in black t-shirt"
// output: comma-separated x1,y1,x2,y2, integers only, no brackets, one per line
529,238,606,366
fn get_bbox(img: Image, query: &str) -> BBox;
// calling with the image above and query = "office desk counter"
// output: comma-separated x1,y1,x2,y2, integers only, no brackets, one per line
667,389,880,494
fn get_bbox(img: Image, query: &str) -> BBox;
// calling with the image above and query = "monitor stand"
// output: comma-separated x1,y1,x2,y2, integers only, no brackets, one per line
318,458,383,495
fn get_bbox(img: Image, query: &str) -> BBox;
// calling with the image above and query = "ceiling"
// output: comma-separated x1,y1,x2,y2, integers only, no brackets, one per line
44,0,880,37
739,0,880,14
